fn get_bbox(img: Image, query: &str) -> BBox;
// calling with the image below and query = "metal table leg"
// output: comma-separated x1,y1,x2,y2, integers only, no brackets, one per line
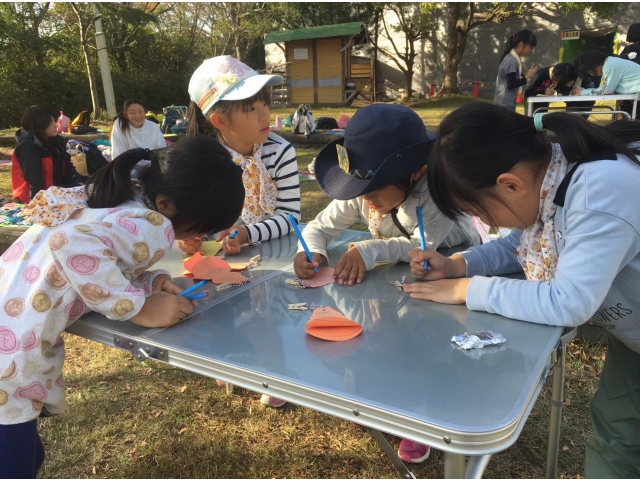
444,451,466,478
365,427,415,479
465,455,492,479
546,344,566,478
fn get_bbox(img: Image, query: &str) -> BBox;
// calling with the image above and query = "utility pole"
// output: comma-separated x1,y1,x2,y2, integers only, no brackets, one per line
93,3,117,119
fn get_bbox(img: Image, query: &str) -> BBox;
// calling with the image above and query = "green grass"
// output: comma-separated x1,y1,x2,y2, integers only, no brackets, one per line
0,97,604,478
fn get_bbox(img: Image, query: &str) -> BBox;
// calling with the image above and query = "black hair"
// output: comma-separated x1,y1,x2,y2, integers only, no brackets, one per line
551,62,578,88
427,102,640,224
114,99,144,135
576,50,615,77
21,106,56,144
627,23,640,43
86,136,245,236
187,87,271,140
500,29,538,62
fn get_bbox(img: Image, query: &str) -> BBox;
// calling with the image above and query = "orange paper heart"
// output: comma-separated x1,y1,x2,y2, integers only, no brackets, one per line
305,307,362,342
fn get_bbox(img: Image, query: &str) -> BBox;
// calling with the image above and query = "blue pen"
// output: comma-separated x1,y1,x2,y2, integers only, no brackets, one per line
416,206,429,272
178,280,207,297
228,230,239,239
186,292,208,301
287,213,319,274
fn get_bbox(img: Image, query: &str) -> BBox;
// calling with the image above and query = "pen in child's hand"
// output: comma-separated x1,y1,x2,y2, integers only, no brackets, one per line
416,206,429,273
287,213,319,274
178,280,207,297
228,230,239,239
186,292,208,301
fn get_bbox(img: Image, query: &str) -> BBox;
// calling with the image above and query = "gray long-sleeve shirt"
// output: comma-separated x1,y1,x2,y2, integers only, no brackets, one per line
299,176,481,270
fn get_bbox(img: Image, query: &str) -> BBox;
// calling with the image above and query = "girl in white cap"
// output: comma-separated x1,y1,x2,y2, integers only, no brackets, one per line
181,56,301,260
182,55,299,408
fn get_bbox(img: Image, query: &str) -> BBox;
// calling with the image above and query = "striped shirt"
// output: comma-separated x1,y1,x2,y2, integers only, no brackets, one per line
237,133,300,244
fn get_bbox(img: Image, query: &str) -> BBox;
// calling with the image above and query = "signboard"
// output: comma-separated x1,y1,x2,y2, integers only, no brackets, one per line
561,29,580,40
293,48,308,60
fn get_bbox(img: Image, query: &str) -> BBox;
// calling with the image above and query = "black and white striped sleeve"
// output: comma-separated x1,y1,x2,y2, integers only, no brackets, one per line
244,140,300,244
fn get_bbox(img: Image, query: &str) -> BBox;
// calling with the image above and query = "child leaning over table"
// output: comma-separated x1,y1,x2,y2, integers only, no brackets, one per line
0,136,245,478
293,104,481,464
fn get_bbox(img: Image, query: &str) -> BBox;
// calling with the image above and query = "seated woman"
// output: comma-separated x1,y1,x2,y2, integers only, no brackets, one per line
524,62,578,112
110,99,166,158
11,106,84,203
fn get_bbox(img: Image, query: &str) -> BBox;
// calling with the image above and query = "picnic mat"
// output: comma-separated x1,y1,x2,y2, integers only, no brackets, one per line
0,202,32,227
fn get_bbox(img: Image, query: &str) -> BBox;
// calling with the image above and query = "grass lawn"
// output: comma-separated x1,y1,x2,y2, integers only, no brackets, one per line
0,97,604,478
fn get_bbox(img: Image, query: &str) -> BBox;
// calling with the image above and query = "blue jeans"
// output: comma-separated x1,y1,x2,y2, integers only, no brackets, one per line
0,419,45,478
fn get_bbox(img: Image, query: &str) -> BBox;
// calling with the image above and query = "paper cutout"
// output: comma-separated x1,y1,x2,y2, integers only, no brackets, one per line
305,306,362,342
199,240,223,257
287,268,336,289
182,271,194,277
304,268,336,288
337,144,350,174
228,263,249,271
184,251,204,272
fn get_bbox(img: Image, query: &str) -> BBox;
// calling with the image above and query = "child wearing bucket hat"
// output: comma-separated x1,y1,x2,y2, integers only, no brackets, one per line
293,104,480,463
180,55,301,262
182,55,298,409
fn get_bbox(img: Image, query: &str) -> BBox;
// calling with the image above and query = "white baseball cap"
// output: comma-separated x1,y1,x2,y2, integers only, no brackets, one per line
188,56,283,115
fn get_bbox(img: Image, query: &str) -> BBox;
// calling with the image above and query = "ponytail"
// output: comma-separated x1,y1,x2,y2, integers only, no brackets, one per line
500,29,538,62
427,102,640,221
187,101,216,138
538,113,640,165
86,148,151,208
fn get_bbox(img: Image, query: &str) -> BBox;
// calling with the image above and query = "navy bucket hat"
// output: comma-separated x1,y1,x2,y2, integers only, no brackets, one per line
314,104,436,200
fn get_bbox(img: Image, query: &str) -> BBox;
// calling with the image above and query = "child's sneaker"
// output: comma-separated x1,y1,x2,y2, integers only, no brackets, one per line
398,439,431,463
260,394,287,408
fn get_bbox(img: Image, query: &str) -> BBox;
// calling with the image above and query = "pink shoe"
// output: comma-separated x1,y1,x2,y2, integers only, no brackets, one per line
216,379,226,387
398,438,431,463
260,394,287,408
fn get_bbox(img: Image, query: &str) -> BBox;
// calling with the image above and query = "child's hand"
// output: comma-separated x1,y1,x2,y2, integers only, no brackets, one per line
408,249,466,280
571,86,583,96
216,228,247,256
293,251,323,279
178,237,202,255
129,291,193,328
152,274,182,295
334,246,366,286
402,278,471,304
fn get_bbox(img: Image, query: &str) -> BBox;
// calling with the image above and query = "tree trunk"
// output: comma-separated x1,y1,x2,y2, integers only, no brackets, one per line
403,67,414,99
235,42,242,62
437,3,463,96
80,29,102,120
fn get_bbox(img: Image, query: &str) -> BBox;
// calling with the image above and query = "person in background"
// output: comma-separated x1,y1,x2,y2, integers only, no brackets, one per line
110,99,166,158
620,23,640,64
572,50,640,119
11,106,84,203
524,63,578,103
494,29,539,110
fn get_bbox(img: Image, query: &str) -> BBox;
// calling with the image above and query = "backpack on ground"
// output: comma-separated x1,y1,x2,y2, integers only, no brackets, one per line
315,117,339,130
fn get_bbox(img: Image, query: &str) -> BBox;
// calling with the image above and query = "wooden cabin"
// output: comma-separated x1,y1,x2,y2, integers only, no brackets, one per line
263,22,372,106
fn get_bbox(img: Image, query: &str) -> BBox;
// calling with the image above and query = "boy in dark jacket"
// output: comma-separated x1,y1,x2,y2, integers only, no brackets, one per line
11,106,84,203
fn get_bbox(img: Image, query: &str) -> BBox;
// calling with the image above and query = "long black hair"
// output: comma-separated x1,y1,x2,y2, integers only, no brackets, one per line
21,106,56,144
551,62,578,89
500,29,538,62
86,136,245,235
114,99,144,135
427,102,640,224
627,23,640,43
186,87,271,140
576,50,615,77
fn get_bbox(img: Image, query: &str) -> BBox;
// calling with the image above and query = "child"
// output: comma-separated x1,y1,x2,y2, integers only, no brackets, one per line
11,106,84,203
0,136,244,478
181,55,301,257
494,30,539,110
293,104,481,464
572,50,640,120
405,103,640,478
110,99,166,158
620,23,640,64
524,62,578,99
